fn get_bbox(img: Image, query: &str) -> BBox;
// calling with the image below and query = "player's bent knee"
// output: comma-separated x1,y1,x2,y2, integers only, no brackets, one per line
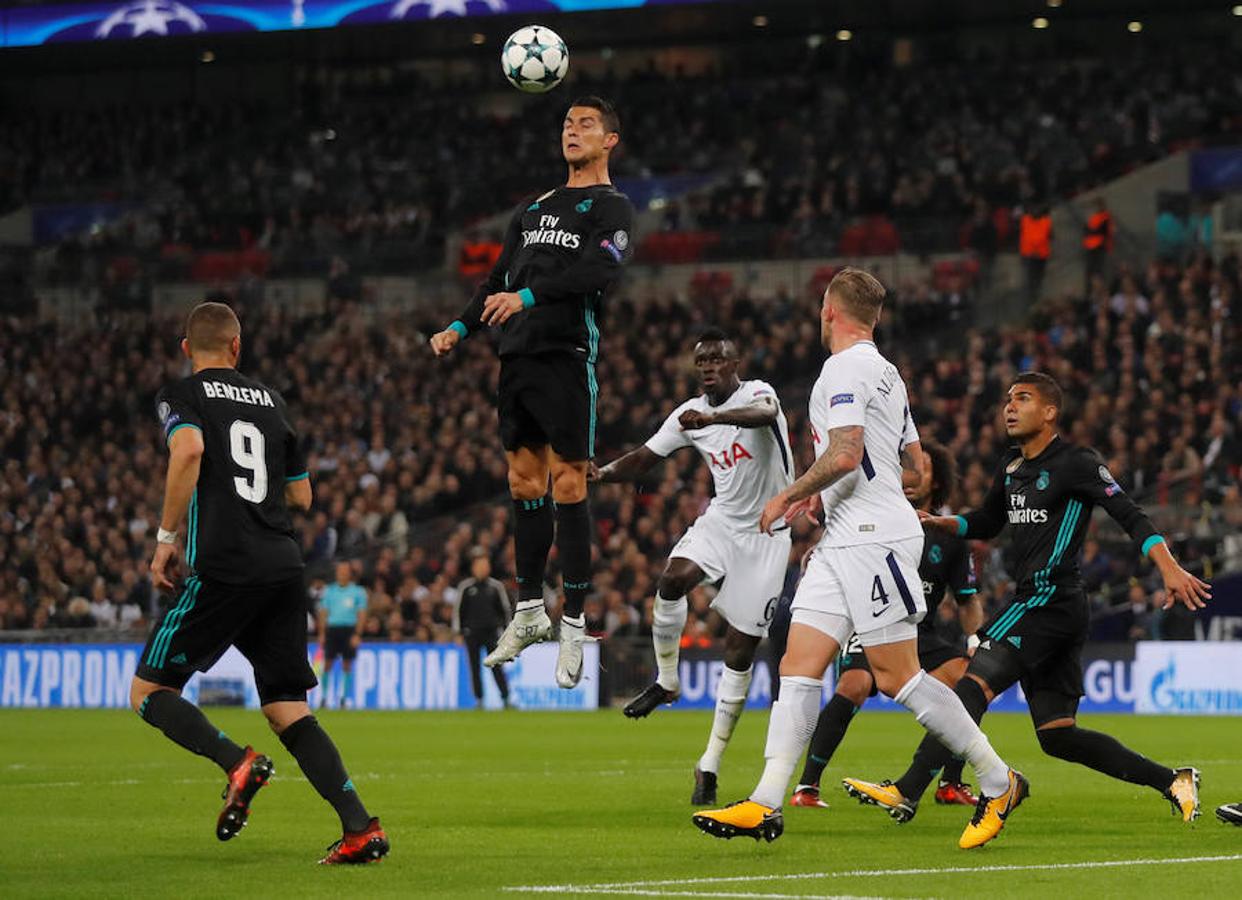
130,678,172,715
723,635,760,671
931,657,970,687
550,467,587,503
1036,721,1078,758
262,699,312,734
836,670,873,706
871,670,912,700
507,470,546,501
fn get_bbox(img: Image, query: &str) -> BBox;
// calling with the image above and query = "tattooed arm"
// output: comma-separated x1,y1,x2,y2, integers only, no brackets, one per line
759,426,864,533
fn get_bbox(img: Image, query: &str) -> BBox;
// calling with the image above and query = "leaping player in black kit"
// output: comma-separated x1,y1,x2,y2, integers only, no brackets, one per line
843,372,1211,826
130,302,387,864
430,97,635,689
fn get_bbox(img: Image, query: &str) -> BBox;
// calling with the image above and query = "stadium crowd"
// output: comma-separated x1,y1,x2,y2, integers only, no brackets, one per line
1,249,1238,645
9,40,1242,285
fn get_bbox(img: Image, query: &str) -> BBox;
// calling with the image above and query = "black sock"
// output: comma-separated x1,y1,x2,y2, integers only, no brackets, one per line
139,690,246,773
895,677,990,801
513,495,554,602
1038,725,1176,792
799,694,858,787
940,756,967,785
279,715,371,833
555,499,592,619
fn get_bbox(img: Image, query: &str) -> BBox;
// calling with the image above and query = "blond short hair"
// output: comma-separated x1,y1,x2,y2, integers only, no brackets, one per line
827,267,886,327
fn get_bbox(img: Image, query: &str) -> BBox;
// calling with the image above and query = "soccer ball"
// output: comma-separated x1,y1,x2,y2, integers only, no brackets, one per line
501,25,569,94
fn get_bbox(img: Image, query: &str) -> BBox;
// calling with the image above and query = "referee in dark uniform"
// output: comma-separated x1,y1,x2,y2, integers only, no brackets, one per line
882,372,1211,823
429,96,635,690
129,301,387,863
455,549,513,709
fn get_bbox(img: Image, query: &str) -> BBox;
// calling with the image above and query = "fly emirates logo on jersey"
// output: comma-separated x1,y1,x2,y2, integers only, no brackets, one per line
522,214,581,250
1008,492,1048,524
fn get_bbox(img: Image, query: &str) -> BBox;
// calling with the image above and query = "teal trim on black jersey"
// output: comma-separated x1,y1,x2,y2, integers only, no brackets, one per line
988,498,1083,640
518,287,535,308
165,422,201,445
1142,534,1166,557
285,472,310,482
186,488,199,569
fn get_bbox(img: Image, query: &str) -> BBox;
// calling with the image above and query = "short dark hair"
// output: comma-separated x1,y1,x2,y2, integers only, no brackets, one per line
1013,371,1063,419
922,438,959,510
185,301,240,354
569,95,620,135
828,267,886,326
696,326,731,344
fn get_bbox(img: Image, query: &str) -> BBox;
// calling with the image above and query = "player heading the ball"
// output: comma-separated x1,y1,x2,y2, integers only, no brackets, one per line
430,97,635,689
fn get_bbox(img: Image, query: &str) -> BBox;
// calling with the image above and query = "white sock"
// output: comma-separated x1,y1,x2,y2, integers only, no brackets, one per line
698,665,752,774
515,599,544,619
750,675,821,808
895,671,1010,797
561,613,585,634
652,594,687,691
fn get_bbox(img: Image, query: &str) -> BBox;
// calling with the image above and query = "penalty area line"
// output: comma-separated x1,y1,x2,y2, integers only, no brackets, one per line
503,853,1242,894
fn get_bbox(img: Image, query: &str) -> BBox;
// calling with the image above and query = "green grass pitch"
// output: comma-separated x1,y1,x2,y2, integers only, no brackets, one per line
3,708,1240,898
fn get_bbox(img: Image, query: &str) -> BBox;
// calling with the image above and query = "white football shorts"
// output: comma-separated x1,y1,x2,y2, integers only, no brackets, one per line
791,535,926,647
669,510,792,637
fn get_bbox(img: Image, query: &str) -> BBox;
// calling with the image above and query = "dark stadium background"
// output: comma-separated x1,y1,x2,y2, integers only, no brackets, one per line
1,0,1240,712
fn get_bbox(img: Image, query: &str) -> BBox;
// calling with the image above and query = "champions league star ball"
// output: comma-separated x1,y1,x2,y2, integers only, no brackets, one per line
501,25,569,94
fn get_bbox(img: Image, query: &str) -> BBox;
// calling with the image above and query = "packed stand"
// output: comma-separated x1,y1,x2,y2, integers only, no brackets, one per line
12,38,1242,287
3,251,1238,644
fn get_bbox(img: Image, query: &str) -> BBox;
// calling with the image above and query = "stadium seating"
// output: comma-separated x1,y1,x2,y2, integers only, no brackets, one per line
7,40,1242,285
1,253,1237,644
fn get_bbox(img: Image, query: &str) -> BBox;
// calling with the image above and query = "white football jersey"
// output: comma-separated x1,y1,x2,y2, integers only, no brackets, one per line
645,380,793,530
808,341,922,548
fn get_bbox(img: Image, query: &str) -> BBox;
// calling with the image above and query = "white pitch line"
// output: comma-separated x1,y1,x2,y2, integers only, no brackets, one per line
504,853,1242,893
542,891,889,900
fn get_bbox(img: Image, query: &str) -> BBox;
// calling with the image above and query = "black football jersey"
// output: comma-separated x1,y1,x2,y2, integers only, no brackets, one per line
917,530,978,636
959,437,1160,601
156,368,307,586
454,184,635,359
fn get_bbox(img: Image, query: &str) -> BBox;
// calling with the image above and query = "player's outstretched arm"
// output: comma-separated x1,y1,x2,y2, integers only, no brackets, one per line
1146,541,1211,611
1072,448,1210,610
681,396,779,431
590,446,663,484
150,426,204,591
932,456,1008,540
760,425,863,534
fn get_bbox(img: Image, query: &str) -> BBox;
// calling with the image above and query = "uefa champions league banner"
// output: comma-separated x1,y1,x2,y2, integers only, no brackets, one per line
0,641,599,710
672,644,1145,714
0,0,728,49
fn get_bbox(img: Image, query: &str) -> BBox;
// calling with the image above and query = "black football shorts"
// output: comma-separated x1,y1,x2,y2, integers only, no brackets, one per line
498,353,595,460
137,574,317,705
